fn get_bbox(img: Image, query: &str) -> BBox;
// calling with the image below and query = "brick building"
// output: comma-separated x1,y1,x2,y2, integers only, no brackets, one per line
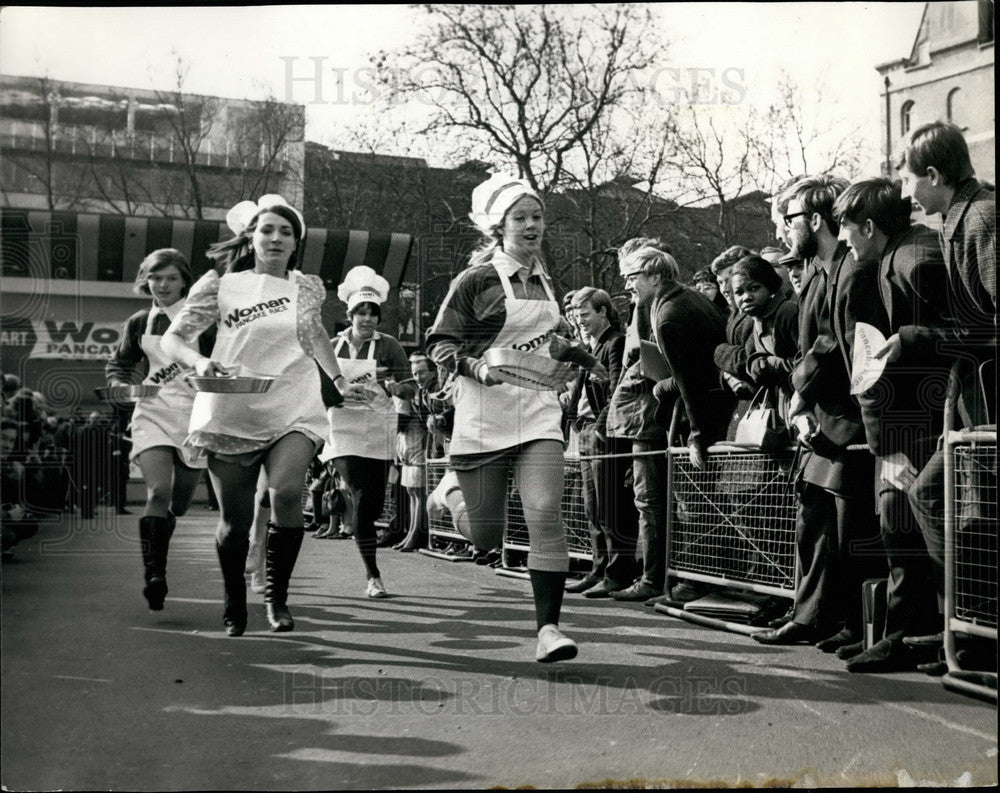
877,1,995,186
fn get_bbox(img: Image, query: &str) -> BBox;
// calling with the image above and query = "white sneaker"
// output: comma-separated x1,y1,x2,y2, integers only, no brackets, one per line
535,624,578,663
250,569,266,594
366,577,388,598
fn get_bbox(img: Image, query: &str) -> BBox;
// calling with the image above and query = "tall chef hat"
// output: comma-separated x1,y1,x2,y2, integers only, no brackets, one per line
226,194,306,239
468,173,544,235
338,265,390,312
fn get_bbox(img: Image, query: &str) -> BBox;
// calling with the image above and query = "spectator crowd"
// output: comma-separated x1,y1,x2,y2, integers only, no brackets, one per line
3,122,995,677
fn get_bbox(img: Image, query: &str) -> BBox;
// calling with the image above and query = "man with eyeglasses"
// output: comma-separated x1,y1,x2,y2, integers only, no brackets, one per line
752,174,884,650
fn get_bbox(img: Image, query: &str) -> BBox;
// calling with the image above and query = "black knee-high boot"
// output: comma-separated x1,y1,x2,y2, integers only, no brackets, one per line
216,535,249,636
139,515,173,610
265,522,304,632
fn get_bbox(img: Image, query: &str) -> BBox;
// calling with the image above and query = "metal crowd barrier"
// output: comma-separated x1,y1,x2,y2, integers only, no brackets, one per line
501,457,595,576
664,445,798,595
418,445,802,608
421,457,472,561
942,361,997,701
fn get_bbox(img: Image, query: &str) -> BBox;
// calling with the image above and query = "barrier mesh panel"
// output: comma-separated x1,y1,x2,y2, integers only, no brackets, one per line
669,449,797,592
426,458,465,543
953,442,998,629
376,477,396,526
503,462,591,558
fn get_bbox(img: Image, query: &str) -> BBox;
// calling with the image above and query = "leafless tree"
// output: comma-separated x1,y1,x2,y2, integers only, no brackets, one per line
749,70,871,195
373,3,660,193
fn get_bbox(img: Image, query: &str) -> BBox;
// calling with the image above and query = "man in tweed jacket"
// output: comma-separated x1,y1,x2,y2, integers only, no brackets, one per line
893,122,996,645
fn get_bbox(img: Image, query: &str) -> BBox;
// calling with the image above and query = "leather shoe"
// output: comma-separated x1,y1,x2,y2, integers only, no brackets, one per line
376,531,404,548
583,580,626,599
835,641,864,660
644,593,676,607
610,582,663,601
846,639,914,673
902,632,944,648
768,606,795,629
566,574,601,593
815,628,859,653
916,660,948,676
751,622,818,645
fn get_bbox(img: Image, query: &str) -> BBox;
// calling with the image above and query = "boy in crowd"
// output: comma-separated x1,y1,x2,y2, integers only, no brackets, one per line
832,177,951,671
893,122,996,636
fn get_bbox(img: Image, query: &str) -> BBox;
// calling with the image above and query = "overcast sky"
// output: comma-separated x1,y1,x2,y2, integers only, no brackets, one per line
1,3,927,170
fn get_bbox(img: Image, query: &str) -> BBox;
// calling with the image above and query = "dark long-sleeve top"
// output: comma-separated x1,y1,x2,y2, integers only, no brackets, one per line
746,295,799,424
106,306,216,385
713,309,754,381
650,284,732,450
330,329,415,401
568,325,625,432
790,243,879,493
790,244,873,444
856,223,951,459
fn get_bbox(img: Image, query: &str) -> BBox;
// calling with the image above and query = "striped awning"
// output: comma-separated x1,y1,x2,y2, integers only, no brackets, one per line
0,208,414,291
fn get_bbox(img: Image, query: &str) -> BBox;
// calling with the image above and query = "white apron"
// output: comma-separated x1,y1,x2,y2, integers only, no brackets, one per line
326,334,397,460
449,264,563,455
129,300,206,468
188,271,327,450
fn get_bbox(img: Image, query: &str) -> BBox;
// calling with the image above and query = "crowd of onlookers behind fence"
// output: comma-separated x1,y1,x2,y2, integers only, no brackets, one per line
2,121,995,678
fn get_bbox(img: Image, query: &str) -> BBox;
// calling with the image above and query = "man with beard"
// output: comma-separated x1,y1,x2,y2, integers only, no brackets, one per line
752,174,884,649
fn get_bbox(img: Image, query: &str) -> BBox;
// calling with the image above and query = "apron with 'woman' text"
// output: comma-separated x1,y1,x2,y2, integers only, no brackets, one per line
188,270,327,451
449,263,563,455
130,299,206,468
326,335,398,460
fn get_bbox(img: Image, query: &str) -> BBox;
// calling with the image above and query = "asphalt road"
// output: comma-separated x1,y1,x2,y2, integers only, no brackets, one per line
2,506,996,790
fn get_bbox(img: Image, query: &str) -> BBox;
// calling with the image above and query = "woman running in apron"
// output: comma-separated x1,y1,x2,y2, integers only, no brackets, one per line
326,266,414,598
106,249,216,611
426,173,590,663
161,195,366,637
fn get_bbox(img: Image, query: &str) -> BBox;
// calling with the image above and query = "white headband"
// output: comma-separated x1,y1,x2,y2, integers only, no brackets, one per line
338,265,390,311
225,194,306,239
468,173,544,234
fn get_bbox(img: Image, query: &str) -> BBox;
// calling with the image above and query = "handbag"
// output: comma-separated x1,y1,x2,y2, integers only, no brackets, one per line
733,387,789,453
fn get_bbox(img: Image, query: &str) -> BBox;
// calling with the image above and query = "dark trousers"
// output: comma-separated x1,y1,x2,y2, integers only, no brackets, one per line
578,422,608,579
334,456,388,579
598,437,641,587
879,485,939,640
910,445,999,608
793,474,883,633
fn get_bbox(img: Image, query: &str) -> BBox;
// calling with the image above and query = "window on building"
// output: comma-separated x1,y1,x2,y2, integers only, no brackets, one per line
901,100,914,136
979,0,994,44
947,88,962,126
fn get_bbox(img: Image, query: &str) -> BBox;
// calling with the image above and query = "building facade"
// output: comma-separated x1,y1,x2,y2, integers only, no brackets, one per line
0,74,306,219
877,1,995,185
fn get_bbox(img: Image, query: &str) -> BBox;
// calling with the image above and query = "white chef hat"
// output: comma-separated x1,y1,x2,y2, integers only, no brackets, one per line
338,265,390,312
468,173,544,234
226,194,306,239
